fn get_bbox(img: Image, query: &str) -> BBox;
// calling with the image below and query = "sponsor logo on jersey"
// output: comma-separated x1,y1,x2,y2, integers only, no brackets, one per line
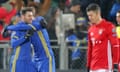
90,32,94,36
99,29,103,35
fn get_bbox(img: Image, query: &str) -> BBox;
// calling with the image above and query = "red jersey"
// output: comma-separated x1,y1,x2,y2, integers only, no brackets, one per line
87,19,119,70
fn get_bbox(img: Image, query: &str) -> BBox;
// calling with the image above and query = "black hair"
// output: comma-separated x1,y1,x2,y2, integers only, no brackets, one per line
20,7,33,15
86,3,101,12
117,10,120,14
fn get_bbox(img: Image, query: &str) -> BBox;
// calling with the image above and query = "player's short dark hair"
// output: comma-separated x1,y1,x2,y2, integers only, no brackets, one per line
117,10,120,14
86,3,101,12
20,7,33,15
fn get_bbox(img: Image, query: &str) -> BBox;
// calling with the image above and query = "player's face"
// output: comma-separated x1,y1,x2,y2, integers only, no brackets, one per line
87,11,100,24
116,13,120,24
23,11,34,24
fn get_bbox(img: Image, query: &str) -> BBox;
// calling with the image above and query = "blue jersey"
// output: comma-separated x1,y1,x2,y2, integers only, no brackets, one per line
7,17,43,31
10,22,36,72
31,29,54,59
8,16,55,72
11,31,32,60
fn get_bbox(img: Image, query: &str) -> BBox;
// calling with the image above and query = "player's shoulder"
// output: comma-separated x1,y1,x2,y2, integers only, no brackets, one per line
35,16,44,20
17,21,26,25
88,25,94,33
103,19,115,28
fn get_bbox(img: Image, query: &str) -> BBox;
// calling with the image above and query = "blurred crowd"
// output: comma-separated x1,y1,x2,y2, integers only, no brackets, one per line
0,0,120,70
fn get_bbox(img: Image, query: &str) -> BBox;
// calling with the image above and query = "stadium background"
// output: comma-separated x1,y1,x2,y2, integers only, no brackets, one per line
0,0,118,72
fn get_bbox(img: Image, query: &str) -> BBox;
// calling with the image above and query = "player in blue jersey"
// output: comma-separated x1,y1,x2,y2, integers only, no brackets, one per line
7,10,56,72
9,7,37,72
31,20,56,72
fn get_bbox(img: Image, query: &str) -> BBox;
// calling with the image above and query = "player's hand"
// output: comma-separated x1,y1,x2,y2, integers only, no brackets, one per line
2,25,11,38
40,19,47,28
25,29,34,38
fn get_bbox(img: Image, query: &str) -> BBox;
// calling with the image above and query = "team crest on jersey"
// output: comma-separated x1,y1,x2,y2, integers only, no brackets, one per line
90,32,94,36
99,29,103,35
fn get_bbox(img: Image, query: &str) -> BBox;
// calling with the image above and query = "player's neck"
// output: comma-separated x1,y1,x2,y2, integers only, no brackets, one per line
95,17,102,25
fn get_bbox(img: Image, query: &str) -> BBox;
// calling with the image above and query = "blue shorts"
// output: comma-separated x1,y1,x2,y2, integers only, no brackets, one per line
33,57,55,72
10,60,37,72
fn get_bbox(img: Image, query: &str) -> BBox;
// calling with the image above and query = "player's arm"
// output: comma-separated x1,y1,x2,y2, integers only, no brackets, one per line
86,32,92,70
33,16,47,28
11,30,33,48
7,23,38,31
11,32,27,48
107,23,119,64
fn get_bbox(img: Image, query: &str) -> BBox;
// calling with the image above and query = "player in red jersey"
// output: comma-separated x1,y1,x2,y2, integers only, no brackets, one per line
86,3,119,72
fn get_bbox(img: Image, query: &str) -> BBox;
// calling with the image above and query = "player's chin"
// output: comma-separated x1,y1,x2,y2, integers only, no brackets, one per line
28,21,32,24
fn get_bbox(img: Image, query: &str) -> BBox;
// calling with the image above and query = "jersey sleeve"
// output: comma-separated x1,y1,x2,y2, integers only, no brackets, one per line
86,31,92,68
7,24,33,31
107,23,119,64
7,19,43,31
10,31,28,48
